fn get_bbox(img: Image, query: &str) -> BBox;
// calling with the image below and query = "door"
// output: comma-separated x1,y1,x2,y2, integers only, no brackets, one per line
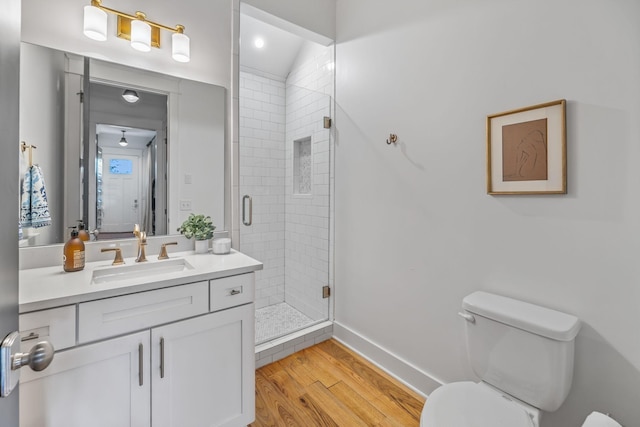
239,77,333,343
100,152,141,233
151,304,255,427
19,332,150,427
0,0,21,423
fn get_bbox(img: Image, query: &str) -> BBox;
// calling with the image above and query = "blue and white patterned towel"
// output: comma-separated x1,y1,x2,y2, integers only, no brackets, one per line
20,165,52,229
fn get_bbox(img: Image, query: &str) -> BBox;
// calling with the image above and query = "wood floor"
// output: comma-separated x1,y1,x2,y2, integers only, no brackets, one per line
249,339,425,427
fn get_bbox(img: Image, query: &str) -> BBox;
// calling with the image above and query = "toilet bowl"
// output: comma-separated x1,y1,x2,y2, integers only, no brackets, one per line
420,382,538,427
420,291,581,427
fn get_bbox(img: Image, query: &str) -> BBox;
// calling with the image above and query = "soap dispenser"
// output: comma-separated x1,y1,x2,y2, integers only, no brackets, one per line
77,220,90,242
63,227,85,272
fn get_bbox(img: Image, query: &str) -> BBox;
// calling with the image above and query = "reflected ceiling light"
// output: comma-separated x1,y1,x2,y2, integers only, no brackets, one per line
83,0,191,62
122,89,140,103
119,130,129,147
254,37,265,49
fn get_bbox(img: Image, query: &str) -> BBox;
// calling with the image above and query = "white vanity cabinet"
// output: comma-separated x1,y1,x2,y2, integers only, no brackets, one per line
19,331,151,427
151,303,254,427
18,271,256,427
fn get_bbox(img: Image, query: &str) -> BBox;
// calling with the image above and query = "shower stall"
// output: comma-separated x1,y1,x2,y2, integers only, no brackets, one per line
239,6,334,349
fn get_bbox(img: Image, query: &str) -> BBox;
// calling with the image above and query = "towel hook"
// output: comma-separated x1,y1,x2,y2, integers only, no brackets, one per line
386,134,398,145
20,141,37,167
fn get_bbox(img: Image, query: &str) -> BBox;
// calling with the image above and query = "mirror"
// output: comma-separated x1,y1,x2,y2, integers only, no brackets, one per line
19,42,226,247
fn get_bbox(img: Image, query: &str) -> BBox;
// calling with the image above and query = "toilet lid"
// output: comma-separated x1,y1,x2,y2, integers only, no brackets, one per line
421,382,534,427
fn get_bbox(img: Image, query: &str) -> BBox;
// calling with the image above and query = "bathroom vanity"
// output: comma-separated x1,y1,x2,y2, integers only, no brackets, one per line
18,250,262,427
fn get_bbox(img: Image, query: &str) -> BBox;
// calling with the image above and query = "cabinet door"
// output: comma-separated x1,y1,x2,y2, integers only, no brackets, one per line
20,331,150,427
152,303,255,427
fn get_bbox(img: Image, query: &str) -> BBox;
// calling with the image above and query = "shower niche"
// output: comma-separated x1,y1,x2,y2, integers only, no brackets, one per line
293,136,312,195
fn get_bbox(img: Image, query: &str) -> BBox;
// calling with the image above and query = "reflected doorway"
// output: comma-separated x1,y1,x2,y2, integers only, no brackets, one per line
95,124,161,238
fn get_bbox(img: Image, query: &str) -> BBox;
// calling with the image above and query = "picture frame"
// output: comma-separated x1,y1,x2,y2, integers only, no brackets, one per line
486,99,566,195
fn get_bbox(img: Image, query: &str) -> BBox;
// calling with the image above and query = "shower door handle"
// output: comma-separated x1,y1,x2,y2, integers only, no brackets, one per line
242,195,252,226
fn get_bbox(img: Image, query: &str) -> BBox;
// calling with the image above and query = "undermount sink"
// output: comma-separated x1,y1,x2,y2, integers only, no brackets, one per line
91,258,195,284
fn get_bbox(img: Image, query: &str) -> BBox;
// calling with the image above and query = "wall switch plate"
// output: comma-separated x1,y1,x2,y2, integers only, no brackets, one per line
184,174,192,184
180,200,192,211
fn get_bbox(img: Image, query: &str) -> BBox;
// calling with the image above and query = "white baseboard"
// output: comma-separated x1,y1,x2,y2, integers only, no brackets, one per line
333,321,443,398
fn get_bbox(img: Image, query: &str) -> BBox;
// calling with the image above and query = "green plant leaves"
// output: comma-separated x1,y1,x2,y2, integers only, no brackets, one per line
177,213,216,240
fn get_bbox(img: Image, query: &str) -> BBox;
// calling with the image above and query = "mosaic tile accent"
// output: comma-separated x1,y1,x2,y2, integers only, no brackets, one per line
255,302,316,344
294,137,312,195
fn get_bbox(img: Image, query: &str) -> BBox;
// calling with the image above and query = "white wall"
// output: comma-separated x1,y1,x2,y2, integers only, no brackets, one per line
20,43,65,245
175,80,226,229
334,0,640,426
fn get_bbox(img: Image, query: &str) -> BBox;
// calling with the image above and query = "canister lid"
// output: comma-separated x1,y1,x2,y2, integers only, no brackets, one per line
462,291,581,341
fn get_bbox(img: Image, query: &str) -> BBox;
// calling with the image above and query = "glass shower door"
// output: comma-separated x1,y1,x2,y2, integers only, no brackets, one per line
239,78,331,344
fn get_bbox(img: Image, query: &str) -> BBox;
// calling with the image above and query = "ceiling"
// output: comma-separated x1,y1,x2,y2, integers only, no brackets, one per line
240,13,305,79
96,124,157,150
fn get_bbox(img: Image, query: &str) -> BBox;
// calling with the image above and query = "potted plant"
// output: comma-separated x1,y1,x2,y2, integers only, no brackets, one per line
177,214,215,253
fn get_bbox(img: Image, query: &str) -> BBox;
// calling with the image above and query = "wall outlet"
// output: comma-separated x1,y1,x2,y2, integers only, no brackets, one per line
180,200,192,211
184,173,192,184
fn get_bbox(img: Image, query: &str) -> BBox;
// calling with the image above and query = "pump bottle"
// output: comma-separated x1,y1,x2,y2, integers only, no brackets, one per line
63,227,85,272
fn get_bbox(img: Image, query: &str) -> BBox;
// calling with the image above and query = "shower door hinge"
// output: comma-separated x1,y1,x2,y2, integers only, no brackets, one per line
323,117,331,129
322,286,331,298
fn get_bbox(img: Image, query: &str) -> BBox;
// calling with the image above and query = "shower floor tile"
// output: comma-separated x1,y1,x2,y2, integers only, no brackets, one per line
256,302,315,344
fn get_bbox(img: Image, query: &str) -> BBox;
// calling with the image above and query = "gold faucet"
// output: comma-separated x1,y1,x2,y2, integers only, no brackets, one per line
133,224,147,263
158,242,178,260
136,231,148,263
101,248,124,265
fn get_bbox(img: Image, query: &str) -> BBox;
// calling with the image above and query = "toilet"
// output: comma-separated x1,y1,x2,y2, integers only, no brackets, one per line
420,291,582,427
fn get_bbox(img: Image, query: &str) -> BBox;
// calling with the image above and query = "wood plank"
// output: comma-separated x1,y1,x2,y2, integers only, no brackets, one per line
304,381,371,427
316,340,425,420
250,339,426,427
328,381,387,426
252,370,309,427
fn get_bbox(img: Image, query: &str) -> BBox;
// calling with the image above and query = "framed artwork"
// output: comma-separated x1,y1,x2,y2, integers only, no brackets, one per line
486,99,566,195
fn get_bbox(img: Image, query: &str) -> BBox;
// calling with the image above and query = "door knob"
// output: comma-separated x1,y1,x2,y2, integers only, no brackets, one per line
1,331,55,397
13,340,54,372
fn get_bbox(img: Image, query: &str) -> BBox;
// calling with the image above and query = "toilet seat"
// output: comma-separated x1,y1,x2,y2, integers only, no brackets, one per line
420,382,535,427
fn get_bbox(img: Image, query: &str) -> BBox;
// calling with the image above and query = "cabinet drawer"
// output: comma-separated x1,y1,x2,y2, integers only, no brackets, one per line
210,273,254,312
19,306,76,352
78,282,209,343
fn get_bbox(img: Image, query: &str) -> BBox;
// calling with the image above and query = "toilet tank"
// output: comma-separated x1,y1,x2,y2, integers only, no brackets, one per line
461,291,581,412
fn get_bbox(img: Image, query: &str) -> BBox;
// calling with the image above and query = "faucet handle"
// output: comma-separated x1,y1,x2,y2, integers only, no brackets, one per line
101,247,125,265
158,242,178,260
133,224,140,238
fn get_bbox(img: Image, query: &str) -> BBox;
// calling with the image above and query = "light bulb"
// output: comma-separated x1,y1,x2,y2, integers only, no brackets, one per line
83,5,107,41
172,32,190,63
131,19,151,52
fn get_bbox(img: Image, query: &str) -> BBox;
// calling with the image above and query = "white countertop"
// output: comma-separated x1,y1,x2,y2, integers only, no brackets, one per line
19,249,263,313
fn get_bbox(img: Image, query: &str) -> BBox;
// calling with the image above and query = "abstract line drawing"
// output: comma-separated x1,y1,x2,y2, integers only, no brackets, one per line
502,118,548,181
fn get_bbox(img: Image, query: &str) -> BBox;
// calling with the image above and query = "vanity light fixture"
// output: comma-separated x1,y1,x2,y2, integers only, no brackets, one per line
83,0,191,62
122,89,140,103
119,130,129,147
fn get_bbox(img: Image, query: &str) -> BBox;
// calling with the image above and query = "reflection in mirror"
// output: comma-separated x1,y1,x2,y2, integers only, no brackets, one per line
89,83,168,240
19,42,226,247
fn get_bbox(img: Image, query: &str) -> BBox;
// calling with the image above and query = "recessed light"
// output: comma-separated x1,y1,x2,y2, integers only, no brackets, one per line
254,37,265,49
